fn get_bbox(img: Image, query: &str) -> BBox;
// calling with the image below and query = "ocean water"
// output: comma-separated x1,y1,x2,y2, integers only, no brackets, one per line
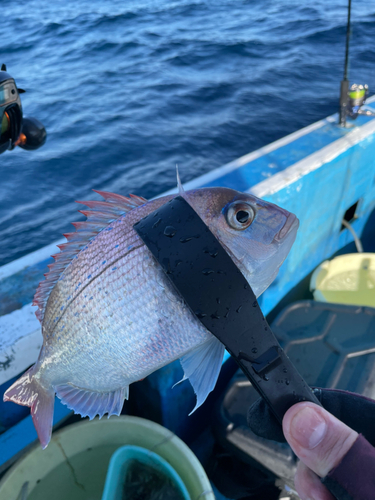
0,0,374,267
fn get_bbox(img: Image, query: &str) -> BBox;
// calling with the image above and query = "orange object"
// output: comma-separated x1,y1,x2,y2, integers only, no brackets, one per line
14,132,27,147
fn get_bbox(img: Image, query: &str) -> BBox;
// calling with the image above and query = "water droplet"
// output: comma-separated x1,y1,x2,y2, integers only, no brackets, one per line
153,211,159,218
204,248,219,258
224,310,229,318
164,226,176,237
244,283,249,289
180,235,200,243
264,327,268,331
194,310,207,319
202,268,214,275
251,347,258,354
283,367,287,373
211,313,220,319
153,218,162,229
285,379,290,385
236,305,243,313
252,301,257,307
217,270,225,274
216,297,221,304
263,375,269,381
175,259,182,267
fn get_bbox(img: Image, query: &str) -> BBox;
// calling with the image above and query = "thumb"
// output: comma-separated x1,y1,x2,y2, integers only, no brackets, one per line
282,402,358,478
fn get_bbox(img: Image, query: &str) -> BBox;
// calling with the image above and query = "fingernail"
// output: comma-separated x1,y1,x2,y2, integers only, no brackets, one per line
290,406,327,449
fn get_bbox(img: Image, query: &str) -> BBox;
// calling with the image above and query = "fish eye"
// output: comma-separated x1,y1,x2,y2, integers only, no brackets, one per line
226,201,255,230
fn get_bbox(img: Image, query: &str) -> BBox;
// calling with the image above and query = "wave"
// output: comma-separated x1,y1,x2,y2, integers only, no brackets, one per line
0,0,374,266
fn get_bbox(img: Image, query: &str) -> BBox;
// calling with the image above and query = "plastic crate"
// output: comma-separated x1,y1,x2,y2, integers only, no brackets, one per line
213,300,375,487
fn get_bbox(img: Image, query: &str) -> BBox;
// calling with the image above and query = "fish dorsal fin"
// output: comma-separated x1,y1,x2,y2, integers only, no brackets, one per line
32,190,147,323
176,165,185,197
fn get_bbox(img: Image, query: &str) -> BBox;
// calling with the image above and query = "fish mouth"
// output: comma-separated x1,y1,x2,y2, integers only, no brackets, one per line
275,214,299,242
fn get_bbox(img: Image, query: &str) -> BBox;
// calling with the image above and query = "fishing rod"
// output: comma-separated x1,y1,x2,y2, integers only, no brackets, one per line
339,0,374,126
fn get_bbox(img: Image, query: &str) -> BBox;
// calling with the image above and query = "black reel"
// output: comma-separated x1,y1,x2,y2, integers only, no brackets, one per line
0,64,46,155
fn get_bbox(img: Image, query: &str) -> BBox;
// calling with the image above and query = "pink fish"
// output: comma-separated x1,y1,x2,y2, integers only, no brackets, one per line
4,181,298,448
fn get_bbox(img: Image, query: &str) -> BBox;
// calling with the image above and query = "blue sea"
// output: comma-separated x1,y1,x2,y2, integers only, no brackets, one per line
0,0,374,267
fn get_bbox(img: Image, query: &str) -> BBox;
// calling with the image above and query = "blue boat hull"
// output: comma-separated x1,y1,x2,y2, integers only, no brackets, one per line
0,99,374,472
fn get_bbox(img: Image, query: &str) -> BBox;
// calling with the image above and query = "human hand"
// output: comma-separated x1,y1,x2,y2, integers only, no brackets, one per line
282,402,358,500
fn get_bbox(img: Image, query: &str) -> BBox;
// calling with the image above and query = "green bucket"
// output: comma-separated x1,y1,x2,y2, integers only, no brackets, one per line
0,416,214,500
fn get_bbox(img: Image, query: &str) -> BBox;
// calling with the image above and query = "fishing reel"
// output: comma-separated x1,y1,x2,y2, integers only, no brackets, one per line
340,82,375,126
347,83,375,119
0,64,47,155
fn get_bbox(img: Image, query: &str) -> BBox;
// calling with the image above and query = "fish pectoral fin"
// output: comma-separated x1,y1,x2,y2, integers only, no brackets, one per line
177,336,225,415
55,383,129,420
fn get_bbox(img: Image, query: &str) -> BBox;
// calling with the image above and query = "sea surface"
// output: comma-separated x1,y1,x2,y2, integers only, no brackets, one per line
0,0,374,267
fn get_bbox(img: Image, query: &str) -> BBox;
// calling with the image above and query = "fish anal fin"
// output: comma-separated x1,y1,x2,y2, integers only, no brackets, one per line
55,384,128,420
32,190,147,324
177,336,225,414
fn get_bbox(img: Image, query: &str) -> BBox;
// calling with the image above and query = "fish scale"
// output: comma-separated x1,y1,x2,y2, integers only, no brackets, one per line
4,185,299,449
41,198,211,391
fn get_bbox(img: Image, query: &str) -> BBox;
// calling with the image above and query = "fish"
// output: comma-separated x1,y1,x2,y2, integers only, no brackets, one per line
4,177,299,449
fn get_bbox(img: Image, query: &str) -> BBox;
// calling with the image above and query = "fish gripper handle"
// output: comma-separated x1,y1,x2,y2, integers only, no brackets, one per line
134,195,322,423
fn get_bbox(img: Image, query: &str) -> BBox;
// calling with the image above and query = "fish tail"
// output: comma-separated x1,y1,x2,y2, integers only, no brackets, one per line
3,366,55,449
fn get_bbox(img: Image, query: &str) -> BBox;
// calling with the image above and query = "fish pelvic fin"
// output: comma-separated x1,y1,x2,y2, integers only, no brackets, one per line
176,336,225,415
3,366,55,449
55,383,128,420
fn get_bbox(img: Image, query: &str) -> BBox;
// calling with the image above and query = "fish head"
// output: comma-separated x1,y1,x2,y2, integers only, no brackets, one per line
185,187,299,297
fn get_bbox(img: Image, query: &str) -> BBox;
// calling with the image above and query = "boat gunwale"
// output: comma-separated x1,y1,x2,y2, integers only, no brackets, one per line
0,93,374,283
